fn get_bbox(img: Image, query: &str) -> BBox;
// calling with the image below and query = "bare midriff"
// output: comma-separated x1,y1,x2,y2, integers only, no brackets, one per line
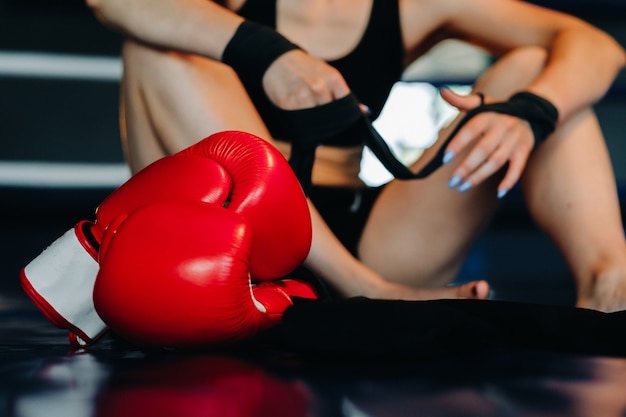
274,140,366,188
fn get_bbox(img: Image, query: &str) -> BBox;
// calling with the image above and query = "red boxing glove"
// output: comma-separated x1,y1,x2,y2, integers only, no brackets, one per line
21,130,311,347
94,201,317,348
20,138,243,347
180,130,312,279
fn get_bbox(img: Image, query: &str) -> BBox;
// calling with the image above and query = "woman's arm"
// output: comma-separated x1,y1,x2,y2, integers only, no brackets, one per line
86,0,243,60
409,0,625,194
86,0,350,108
435,0,626,118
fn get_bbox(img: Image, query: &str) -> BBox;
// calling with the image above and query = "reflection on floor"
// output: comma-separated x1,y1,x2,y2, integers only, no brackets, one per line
2,294,626,417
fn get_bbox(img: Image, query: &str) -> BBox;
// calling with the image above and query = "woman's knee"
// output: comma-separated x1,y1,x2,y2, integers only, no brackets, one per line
122,39,217,88
121,39,272,162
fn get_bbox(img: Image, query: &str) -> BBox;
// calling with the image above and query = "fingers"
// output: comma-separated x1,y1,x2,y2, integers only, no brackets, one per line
294,61,348,106
439,88,484,112
263,50,351,110
444,112,534,198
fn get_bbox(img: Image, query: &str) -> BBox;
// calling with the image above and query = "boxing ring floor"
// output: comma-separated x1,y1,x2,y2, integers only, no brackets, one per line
3,288,626,417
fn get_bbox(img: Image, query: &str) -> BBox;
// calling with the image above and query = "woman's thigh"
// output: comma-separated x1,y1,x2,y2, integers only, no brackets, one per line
357,125,504,288
358,47,549,287
120,39,272,173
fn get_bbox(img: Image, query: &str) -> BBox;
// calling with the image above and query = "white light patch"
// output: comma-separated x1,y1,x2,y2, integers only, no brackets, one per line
0,51,122,81
0,161,131,188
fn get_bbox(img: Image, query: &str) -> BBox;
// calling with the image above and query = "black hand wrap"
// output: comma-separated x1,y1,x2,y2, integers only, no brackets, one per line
448,91,559,151
277,94,447,194
279,91,558,194
222,21,429,194
222,20,302,94
224,23,557,194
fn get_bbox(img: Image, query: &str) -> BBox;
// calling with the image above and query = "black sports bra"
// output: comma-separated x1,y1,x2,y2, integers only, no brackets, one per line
235,0,405,138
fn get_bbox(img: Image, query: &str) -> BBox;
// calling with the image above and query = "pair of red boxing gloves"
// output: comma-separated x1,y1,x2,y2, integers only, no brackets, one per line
20,131,318,348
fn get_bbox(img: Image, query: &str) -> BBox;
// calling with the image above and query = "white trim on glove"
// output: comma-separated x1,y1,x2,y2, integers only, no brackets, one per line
21,225,108,346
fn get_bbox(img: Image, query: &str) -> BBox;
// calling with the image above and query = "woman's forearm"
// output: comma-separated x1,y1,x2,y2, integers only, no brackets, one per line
86,0,243,60
443,0,626,120
526,23,626,120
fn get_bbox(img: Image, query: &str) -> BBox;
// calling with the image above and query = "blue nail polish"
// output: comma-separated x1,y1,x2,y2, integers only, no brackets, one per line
448,175,461,189
497,189,508,199
458,181,473,193
442,150,455,165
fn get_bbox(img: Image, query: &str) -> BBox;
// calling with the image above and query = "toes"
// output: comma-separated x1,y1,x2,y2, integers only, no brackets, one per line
460,280,491,300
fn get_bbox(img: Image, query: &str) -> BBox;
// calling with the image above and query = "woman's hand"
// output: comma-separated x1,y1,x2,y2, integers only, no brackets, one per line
262,49,351,110
440,88,536,198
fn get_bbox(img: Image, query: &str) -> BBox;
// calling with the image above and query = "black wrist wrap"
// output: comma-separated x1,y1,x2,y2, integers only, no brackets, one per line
222,21,302,92
279,92,557,195
453,91,559,149
281,94,453,195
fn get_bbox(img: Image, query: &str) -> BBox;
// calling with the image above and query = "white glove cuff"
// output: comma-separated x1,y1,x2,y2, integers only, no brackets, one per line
20,224,107,346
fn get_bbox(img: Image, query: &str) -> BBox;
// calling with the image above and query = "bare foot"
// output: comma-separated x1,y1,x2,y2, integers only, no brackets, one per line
372,279,491,301
576,269,626,313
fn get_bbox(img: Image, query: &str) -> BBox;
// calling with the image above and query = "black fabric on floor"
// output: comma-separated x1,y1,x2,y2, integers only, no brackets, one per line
262,297,626,359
